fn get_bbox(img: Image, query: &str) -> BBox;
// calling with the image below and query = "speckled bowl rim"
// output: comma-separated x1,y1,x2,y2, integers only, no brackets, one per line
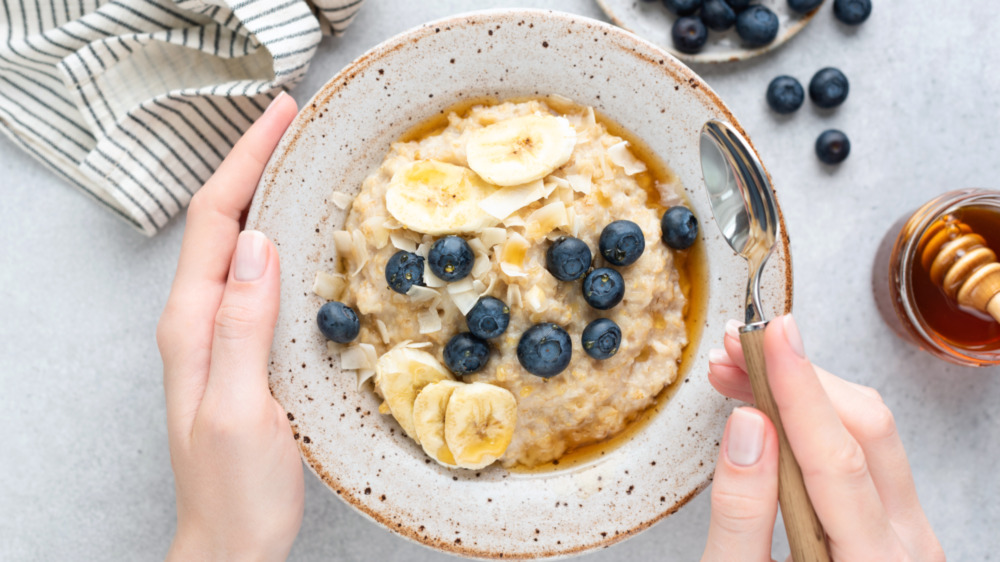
248,9,793,559
596,0,823,64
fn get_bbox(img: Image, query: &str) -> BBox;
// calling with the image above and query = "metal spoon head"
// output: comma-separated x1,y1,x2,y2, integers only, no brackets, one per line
700,120,780,324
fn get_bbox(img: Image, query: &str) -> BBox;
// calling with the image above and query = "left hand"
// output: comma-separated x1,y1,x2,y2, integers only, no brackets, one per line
156,92,304,561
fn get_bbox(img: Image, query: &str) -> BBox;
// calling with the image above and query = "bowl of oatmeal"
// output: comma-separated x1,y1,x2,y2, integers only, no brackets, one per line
247,9,791,559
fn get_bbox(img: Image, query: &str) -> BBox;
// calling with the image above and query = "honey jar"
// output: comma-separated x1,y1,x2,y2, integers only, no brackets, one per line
873,189,1000,366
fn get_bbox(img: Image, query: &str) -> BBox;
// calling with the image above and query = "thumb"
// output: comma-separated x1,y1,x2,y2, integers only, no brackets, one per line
701,407,780,562
205,230,281,406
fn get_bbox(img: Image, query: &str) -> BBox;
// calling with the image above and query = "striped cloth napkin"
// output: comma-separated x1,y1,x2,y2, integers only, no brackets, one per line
0,0,364,235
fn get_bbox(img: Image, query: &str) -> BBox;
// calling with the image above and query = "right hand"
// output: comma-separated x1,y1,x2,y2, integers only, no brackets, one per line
700,314,945,562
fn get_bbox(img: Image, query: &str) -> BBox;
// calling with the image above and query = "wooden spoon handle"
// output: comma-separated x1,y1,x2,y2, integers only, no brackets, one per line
740,326,831,562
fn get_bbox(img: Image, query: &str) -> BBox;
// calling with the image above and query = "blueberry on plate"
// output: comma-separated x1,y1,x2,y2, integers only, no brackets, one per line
385,250,424,294
582,268,625,310
661,206,699,250
766,75,805,114
736,6,779,47
546,236,592,281
517,323,573,378
809,67,849,108
599,220,645,267
815,129,851,165
582,318,622,360
833,0,871,25
724,0,751,10
787,0,823,14
466,296,510,340
701,0,736,31
662,0,703,16
427,236,474,282
316,301,360,344
443,332,491,375
671,17,708,55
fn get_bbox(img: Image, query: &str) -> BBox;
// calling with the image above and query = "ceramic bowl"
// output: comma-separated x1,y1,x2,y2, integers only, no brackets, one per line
597,0,824,64
247,9,792,559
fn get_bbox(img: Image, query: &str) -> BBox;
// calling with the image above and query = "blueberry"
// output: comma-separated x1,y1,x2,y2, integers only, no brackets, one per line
661,206,699,250
724,0,751,10
466,296,510,340
787,0,823,13
582,268,625,310
385,250,424,294
662,0,703,16
443,332,491,376
815,129,851,165
671,17,708,54
427,236,474,282
599,220,645,267
316,301,360,343
701,0,736,31
766,75,805,114
517,323,573,378
809,67,849,108
582,318,622,360
736,6,779,47
833,0,871,25
546,236,592,281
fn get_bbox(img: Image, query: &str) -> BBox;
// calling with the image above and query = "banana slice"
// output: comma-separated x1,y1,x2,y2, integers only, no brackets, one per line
374,346,454,442
385,160,499,235
466,114,577,187
444,382,518,469
412,380,465,466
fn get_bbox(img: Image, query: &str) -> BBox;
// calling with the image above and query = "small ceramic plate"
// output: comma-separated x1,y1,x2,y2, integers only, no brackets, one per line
597,0,824,63
247,9,792,559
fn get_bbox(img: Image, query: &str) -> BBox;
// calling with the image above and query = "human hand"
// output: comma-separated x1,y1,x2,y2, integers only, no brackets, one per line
700,314,945,562
156,92,303,561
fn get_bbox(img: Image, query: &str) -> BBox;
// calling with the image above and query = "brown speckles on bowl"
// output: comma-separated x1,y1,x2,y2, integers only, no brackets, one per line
246,9,791,560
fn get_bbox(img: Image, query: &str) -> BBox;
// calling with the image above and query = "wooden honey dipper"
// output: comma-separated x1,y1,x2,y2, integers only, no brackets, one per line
917,214,1000,323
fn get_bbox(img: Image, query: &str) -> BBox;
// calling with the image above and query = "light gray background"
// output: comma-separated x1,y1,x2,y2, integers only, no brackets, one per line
2,1,998,560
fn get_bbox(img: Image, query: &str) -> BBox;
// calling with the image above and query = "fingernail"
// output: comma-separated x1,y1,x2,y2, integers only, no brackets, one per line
709,348,730,366
234,230,268,281
725,319,743,340
782,314,806,358
726,408,765,467
265,91,287,113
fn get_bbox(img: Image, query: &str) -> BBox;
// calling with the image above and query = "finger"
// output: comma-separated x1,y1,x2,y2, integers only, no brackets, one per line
708,349,755,403
203,230,281,409
701,408,779,562
723,319,748,372
764,314,906,559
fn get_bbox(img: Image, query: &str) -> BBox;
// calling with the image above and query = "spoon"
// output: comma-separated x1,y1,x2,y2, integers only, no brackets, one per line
700,120,831,562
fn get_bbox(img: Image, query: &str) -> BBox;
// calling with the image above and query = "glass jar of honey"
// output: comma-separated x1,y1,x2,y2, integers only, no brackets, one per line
873,188,1000,366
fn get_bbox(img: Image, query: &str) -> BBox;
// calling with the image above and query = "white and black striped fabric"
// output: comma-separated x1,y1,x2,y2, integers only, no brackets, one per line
0,0,364,235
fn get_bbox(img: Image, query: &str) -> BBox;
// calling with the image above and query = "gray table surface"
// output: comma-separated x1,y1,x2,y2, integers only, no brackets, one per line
3,1,999,560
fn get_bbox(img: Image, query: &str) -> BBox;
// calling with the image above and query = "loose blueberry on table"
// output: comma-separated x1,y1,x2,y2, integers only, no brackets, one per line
815,129,851,165
466,296,511,340
787,0,823,14
517,323,573,378
661,206,699,250
766,75,805,114
582,318,622,360
736,5,779,47
809,67,849,108
316,301,360,344
700,0,736,32
662,0,703,16
671,17,708,54
582,267,626,310
427,235,474,282
599,220,646,267
385,250,425,294
833,0,871,25
443,332,491,375
546,236,593,281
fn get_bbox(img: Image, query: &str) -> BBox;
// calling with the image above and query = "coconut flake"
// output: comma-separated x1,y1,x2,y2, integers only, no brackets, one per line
375,319,391,345
350,230,369,276
447,278,475,295
585,106,597,128
608,141,647,175
356,368,376,391
502,214,526,227
468,237,489,256
482,274,499,297
507,284,522,307
524,285,549,313
481,227,507,249
478,178,546,220
389,231,417,253
499,232,530,277
312,271,347,301
341,343,376,370
471,254,491,278
406,285,440,303
472,279,486,294
450,289,479,315
418,308,442,334
423,266,447,288
332,230,354,257
525,201,568,240
330,191,353,210
566,173,593,195
415,242,431,259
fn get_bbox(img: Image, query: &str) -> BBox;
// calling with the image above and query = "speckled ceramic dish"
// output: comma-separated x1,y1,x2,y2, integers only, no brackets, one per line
247,9,792,559
597,0,824,63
